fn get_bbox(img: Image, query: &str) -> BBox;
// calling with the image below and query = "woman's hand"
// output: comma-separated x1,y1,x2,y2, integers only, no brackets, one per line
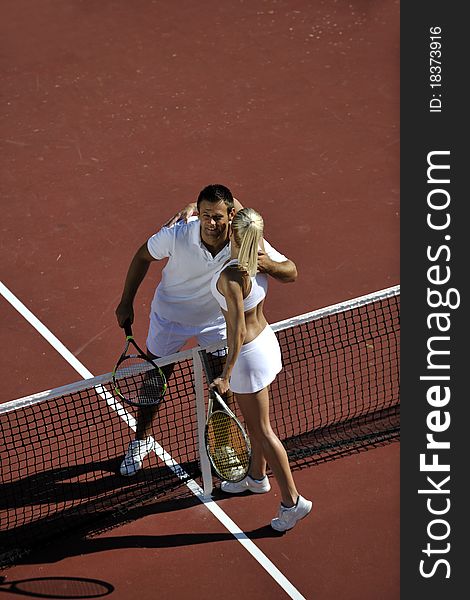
162,202,197,227
211,377,230,395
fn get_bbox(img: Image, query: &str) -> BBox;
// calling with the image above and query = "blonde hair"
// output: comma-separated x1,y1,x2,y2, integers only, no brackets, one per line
231,208,264,276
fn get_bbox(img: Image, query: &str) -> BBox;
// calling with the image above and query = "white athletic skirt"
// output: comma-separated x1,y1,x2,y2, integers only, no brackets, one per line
230,324,282,394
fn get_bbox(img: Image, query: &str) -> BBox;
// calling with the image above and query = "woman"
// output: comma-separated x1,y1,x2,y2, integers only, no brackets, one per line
210,208,312,532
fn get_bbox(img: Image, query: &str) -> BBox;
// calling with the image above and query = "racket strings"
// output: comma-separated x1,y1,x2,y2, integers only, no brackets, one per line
207,412,250,479
115,357,166,405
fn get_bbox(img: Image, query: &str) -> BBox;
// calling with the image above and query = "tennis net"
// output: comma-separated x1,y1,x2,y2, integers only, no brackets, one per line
0,286,399,567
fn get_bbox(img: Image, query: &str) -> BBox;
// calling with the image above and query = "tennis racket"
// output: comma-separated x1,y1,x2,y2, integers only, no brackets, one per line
112,321,167,407
200,350,251,482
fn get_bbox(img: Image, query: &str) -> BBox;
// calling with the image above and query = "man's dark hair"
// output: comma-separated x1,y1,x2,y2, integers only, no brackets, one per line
197,184,234,214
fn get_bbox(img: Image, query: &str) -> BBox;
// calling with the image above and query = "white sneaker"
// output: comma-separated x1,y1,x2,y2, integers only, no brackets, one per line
120,438,154,476
221,474,271,494
271,496,313,532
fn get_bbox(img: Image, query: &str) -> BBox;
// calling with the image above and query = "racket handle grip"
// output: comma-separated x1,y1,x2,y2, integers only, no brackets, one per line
123,320,133,337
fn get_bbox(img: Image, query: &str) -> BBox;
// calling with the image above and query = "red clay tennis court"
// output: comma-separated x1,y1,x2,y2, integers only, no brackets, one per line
1,1,399,598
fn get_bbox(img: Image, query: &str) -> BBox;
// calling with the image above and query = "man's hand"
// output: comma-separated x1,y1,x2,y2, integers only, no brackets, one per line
257,249,275,274
257,251,298,282
162,203,197,227
115,301,134,328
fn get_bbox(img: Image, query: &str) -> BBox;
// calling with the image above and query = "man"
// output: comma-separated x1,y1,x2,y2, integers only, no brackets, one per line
115,183,297,475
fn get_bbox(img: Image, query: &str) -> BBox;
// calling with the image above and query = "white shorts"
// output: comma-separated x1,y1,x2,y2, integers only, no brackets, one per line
146,312,227,357
230,325,282,394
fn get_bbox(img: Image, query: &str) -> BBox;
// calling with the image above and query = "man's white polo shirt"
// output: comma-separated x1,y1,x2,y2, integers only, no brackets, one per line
147,217,287,326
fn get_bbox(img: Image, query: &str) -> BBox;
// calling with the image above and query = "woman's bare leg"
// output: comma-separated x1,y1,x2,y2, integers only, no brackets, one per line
235,386,298,507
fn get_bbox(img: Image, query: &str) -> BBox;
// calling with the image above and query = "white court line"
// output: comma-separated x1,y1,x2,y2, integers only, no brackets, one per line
0,281,94,381
0,280,307,600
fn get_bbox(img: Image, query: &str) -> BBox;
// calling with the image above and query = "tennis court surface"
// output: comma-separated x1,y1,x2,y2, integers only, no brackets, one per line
1,0,399,598
1,288,400,599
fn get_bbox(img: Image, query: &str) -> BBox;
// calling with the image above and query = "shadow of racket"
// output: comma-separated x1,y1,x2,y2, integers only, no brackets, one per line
0,576,114,598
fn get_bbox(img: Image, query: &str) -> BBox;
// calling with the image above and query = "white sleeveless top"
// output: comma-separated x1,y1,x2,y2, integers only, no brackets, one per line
210,259,268,312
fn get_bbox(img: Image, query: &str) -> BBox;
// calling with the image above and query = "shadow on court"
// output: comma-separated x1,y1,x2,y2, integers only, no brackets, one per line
0,575,114,598
13,524,284,566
